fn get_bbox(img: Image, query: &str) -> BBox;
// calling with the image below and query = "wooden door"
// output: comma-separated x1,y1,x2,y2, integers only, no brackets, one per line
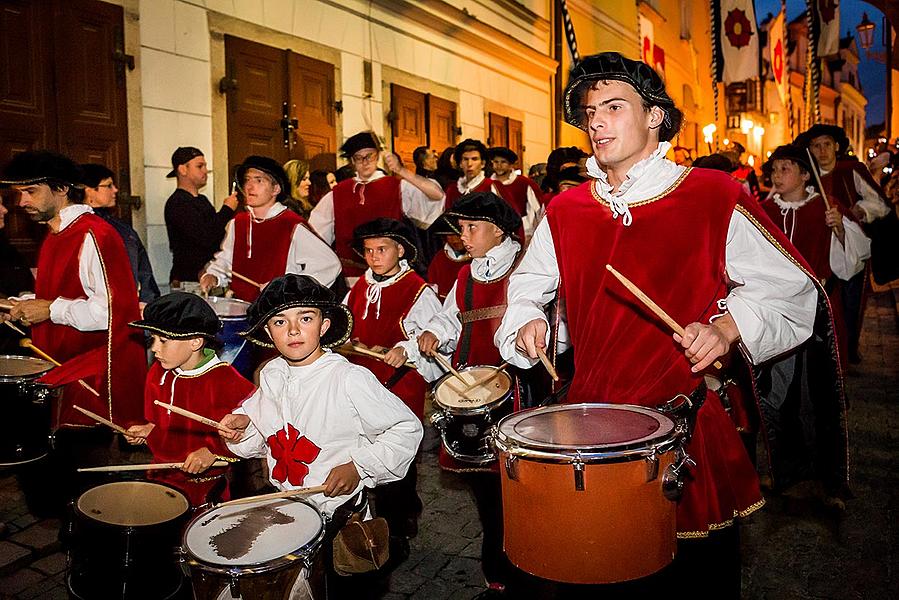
507,118,523,168
288,54,336,171
224,35,289,178
488,112,508,149
390,84,427,168
427,94,457,154
0,0,130,262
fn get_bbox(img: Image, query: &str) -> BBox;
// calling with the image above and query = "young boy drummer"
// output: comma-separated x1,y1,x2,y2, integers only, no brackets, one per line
218,274,423,597
126,292,256,506
408,191,525,597
425,213,472,301
342,217,442,551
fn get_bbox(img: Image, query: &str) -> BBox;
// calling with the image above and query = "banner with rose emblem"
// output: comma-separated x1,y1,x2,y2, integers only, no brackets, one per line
769,8,788,105
718,0,759,82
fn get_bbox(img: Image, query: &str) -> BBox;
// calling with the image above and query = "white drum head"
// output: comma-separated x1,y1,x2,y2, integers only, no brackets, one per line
434,366,511,409
0,355,54,382
205,296,249,319
185,498,323,567
77,481,189,526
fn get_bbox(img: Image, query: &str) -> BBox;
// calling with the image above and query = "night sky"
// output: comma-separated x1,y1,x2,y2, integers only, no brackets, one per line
754,0,888,128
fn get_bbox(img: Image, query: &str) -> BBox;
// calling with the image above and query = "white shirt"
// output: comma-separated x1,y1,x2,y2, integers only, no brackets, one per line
341,262,443,355
772,191,871,281
407,237,521,382
496,144,818,368
226,352,423,517
309,171,444,244
203,203,341,288
492,171,544,241
820,165,891,223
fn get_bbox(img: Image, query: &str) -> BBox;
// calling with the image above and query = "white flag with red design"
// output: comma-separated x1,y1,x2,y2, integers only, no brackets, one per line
817,0,840,57
769,9,788,105
719,0,759,82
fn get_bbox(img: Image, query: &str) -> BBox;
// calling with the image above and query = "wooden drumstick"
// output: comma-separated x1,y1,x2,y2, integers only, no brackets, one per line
230,271,265,290
153,400,235,434
805,148,832,211
430,353,473,385
77,460,229,473
73,405,139,437
3,319,27,336
0,300,13,311
349,344,416,368
605,264,723,370
14,335,101,397
218,486,328,507
462,362,510,393
535,347,560,382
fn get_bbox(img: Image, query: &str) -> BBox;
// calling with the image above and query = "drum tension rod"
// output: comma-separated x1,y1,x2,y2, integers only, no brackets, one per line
572,455,585,492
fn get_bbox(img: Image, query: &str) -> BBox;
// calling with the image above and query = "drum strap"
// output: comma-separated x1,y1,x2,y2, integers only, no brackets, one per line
659,381,707,441
456,275,476,366
384,366,410,390
459,305,506,324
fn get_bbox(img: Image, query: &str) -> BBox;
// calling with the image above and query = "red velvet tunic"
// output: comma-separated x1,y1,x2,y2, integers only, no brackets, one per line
333,177,404,278
546,168,792,537
822,160,883,215
443,177,496,210
426,249,471,301
231,210,305,301
33,212,146,427
346,270,429,419
493,175,543,217
143,360,255,505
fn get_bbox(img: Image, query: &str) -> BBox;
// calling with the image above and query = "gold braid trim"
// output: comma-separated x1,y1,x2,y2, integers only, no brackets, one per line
676,497,767,539
398,279,428,340
589,167,692,208
213,454,241,464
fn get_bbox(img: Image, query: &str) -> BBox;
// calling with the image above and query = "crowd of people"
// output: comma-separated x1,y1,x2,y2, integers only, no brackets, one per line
0,50,896,599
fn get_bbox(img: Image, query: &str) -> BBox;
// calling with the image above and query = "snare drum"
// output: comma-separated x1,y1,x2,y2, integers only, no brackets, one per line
68,481,191,599
430,366,513,464
494,403,688,584
205,296,251,377
182,497,326,599
0,355,56,466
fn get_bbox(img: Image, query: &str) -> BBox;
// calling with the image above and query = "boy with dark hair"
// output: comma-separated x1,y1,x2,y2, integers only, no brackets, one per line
425,214,471,301
488,146,543,240
126,292,255,506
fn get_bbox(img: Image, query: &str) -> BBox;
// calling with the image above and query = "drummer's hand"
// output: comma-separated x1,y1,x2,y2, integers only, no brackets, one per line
9,299,51,326
383,152,403,176
182,447,216,474
199,274,218,294
383,346,407,368
218,414,250,442
323,461,361,497
674,314,740,373
417,331,440,356
223,191,240,211
125,423,154,445
514,318,547,359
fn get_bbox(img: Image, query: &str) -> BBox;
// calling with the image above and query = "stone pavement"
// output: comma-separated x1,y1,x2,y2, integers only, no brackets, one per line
1,291,897,599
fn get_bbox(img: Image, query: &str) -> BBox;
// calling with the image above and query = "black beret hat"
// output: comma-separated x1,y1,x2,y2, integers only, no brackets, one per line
556,166,588,187
794,124,850,153
0,151,84,188
564,52,675,131
351,218,418,264
445,191,522,237
240,274,353,349
340,131,381,159
763,144,817,178
453,139,488,165
427,213,459,237
166,146,204,178
130,292,220,339
236,155,289,202
487,147,518,164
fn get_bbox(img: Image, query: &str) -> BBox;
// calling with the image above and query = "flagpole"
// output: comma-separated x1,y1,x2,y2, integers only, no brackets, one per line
782,0,794,138
710,0,720,151
805,0,821,125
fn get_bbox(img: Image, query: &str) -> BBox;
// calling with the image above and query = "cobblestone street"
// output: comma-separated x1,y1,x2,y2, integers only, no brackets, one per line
1,292,897,600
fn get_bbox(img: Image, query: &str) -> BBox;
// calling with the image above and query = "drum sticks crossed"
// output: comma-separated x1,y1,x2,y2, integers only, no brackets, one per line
3,321,101,397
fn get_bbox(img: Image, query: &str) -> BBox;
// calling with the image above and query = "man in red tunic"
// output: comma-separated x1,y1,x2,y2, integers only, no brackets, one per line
498,53,833,596
488,146,543,241
425,214,471,301
796,123,892,363
199,155,340,301
342,217,441,557
308,132,445,283
1,151,146,515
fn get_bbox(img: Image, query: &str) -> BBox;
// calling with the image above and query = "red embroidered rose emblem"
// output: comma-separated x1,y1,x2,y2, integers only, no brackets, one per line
724,9,754,49
266,424,321,486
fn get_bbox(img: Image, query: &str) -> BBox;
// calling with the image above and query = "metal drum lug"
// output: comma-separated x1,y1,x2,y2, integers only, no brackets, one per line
504,454,518,481
662,450,697,501
572,455,585,491
429,410,447,431
645,449,660,482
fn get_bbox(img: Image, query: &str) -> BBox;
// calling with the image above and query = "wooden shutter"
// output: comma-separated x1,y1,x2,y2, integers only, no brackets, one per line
390,84,427,168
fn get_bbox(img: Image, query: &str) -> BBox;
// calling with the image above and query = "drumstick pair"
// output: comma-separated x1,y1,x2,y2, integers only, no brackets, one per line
77,460,230,473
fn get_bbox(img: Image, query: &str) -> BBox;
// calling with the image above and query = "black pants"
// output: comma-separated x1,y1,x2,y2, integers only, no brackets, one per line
466,471,517,586
372,461,422,539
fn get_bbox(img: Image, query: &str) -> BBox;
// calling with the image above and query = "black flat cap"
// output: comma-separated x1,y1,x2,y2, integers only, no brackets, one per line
352,218,419,263
445,191,522,237
427,213,459,237
488,147,518,164
453,139,488,165
340,132,381,159
795,124,850,153
0,151,84,188
236,155,289,202
763,144,817,177
130,292,221,339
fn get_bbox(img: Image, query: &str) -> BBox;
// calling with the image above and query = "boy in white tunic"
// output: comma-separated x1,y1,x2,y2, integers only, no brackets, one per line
219,274,422,598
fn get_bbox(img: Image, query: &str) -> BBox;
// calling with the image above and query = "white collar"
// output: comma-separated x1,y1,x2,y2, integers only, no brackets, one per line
470,237,520,281
175,353,224,376
457,172,486,194
361,261,411,320
491,172,517,184
586,142,684,227
363,260,410,286
247,202,286,221
773,188,819,211
58,204,93,231
355,170,386,184
262,350,342,383
444,243,470,261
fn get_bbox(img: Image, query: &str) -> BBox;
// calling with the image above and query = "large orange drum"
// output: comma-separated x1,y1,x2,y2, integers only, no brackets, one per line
494,403,687,584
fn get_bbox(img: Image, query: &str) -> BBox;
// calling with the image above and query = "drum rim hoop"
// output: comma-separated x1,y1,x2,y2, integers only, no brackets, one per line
182,498,326,571
0,354,55,381
494,403,679,455
432,366,512,413
75,480,191,526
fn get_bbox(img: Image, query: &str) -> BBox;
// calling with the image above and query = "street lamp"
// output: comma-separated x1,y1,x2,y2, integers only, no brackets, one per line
856,12,876,54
